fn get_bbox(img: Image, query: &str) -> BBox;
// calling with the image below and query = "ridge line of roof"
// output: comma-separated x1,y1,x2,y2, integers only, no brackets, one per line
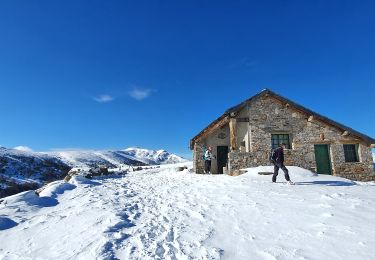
190,89,375,149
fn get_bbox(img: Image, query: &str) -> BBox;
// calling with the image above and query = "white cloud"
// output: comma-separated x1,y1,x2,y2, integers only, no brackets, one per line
128,88,153,101
14,146,33,152
93,95,114,103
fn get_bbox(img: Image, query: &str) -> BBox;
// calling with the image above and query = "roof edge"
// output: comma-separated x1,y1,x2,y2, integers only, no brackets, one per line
190,89,375,149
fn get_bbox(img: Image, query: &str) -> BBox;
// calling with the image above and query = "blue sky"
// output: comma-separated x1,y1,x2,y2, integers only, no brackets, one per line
0,1,374,158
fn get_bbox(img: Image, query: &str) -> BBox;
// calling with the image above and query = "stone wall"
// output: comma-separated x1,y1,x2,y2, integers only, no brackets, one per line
193,142,205,174
331,143,375,181
228,151,256,175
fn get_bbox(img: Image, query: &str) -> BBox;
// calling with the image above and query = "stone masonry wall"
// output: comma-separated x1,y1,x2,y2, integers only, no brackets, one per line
332,143,375,181
228,152,255,174
193,142,205,174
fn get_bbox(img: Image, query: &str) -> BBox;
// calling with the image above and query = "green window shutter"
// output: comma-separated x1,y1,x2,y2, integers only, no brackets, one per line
271,134,291,149
343,144,359,162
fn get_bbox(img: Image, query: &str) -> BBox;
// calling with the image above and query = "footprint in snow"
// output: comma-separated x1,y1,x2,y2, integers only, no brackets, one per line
321,194,333,200
166,227,175,242
321,213,334,218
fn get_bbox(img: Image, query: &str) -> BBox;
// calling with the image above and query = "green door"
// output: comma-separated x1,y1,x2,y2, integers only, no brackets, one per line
314,144,332,175
217,146,229,174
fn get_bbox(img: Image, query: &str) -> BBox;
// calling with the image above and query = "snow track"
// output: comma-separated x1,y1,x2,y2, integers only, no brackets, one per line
105,168,221,259
1,164,375,259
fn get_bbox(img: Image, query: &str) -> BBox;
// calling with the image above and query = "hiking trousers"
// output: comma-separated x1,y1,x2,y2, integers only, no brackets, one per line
273,163,290,182
205,160,212,174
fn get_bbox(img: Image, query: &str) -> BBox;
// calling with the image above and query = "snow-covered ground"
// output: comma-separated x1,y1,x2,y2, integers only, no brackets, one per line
1,164,375,260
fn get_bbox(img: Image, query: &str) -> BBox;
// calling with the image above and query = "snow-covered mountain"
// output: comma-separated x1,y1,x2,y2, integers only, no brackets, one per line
50,147,187,168
0,147,187,198
0,147,71,198
49,150,146,168
122,147,187,165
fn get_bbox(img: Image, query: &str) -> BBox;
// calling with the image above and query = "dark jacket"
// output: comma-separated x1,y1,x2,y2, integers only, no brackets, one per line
272,147,284,165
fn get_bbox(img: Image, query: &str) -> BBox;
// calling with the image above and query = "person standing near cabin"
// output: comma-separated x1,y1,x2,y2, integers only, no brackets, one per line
204,146,213,174
271,143,293,184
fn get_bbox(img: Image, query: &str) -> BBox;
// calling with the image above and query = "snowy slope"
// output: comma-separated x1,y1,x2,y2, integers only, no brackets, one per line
1,164,375,259
49,150,146,168
0,147,71,198
0,147,185,198
0,147,70,180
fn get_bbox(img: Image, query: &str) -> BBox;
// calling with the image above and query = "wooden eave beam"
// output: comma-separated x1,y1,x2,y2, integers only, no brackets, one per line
340,139,361,144
229,118,237,151
194,116,230,143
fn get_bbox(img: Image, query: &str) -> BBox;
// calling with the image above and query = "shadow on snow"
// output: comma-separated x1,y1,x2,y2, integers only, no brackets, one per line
0,216,18,230
296,181,355,187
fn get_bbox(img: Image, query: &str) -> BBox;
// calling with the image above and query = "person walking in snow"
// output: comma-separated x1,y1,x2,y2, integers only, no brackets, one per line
204,146,214,174
271,143,293,184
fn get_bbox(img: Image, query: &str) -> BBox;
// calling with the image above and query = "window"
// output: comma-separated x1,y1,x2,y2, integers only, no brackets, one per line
271,134,291,149
343,144,359,162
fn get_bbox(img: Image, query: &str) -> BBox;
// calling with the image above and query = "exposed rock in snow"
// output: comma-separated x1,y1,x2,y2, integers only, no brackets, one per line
0,147,71,198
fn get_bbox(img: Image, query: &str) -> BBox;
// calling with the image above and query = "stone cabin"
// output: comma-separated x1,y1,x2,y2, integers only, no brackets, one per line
190,89,375,181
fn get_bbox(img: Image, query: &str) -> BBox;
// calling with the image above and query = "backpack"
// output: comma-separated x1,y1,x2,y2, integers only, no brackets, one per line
269,148,276,164
202,149,207,160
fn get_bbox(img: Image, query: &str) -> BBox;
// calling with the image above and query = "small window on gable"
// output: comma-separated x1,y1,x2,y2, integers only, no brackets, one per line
343,144,359,162
271,134,291,149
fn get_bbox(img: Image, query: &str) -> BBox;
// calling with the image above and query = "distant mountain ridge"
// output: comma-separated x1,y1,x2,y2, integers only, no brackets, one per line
122,147,187,165
0,146,187,198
